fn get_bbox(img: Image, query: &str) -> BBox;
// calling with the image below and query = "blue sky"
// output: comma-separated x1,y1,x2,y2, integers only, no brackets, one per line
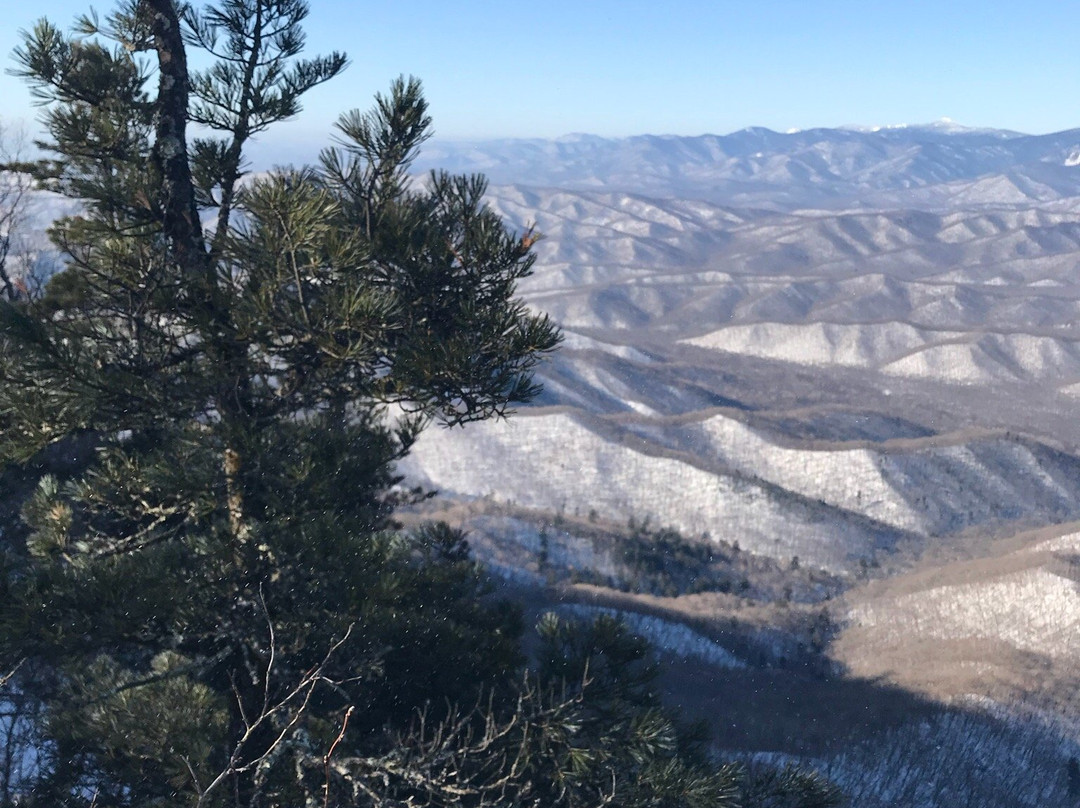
2,0,1077,155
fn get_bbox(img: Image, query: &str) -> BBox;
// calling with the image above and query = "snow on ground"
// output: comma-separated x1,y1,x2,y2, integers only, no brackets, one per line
406,402,1080,571
555,603,746,669
848,567,1080,659
400,411,900,571
682,321,961,369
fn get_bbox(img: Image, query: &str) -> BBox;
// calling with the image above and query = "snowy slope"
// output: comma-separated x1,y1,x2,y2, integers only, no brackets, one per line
398,126,1080,580
400,409,914,571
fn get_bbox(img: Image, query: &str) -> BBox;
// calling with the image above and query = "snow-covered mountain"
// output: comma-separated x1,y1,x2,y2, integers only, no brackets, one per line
403,126,1080,576
415,122,1080,209
399,126,1080,800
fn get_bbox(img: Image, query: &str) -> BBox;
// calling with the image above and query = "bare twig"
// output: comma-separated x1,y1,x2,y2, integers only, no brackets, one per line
189,609,356,808
324,705,354,808
0,660,24,691
317,672,590,806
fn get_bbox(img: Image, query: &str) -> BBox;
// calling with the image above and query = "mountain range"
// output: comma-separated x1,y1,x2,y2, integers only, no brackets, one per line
413,120,1080,209
399,122,1080,805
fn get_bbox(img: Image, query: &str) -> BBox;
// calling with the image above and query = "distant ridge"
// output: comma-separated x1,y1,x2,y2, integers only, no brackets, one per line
836,117,1027,137
416,122,1080,209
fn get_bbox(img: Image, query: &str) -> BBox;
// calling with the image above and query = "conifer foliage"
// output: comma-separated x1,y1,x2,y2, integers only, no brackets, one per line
0,1,841,806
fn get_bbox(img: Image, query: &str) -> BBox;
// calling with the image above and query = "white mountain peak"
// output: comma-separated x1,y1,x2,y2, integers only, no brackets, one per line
836,118,1022,137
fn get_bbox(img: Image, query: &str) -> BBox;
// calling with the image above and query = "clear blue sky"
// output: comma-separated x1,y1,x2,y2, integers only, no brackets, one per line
2,0,1077,155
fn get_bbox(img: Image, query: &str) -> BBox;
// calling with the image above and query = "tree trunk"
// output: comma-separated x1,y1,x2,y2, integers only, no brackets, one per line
144,0,207,275
146,0,257,547
223,446,250,544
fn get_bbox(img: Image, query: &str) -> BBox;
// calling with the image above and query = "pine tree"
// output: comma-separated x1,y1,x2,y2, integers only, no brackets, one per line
0,1,844,805
1,0,556,803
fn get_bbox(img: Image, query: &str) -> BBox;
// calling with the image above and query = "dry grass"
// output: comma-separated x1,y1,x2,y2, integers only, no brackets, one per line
835,519,1080,711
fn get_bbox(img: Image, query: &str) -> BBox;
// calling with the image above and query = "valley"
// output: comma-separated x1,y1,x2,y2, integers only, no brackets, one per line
400,123,1080,804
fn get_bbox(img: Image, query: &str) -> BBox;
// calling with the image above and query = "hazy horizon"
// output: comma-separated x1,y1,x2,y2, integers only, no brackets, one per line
2,0,1078,145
